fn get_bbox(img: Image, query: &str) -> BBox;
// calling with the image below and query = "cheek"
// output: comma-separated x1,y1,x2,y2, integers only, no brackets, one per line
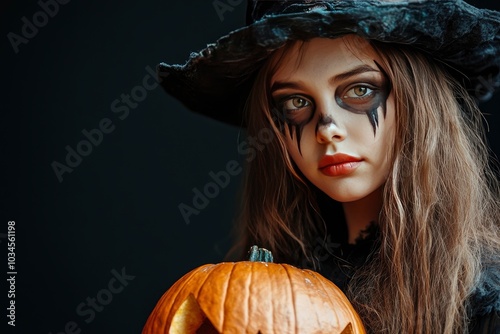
284,126,318,169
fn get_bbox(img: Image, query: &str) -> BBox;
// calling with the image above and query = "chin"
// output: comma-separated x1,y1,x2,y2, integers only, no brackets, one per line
318,185,380,203
319,190,360,203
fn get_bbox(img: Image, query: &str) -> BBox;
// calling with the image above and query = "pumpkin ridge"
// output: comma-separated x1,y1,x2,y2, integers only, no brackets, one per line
305,270,339,328
220,262,237,333
303,270,324,331
264,260,274,334
282,264,298,334
313,270,365,332
326,277,364,328
247,261,255,333
196,263,233,333
288,265,326,333
313,270,343,330
222,261,252,333
248,261,275,334
246,261,255,333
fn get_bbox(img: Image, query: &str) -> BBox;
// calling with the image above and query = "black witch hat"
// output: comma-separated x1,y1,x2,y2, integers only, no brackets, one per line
157,0,500,127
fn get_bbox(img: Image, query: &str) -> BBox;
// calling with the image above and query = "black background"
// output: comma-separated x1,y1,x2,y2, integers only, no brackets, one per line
1,1,499,333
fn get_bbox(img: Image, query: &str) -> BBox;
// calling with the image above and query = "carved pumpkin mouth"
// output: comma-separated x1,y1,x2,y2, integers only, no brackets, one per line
170,294,225,334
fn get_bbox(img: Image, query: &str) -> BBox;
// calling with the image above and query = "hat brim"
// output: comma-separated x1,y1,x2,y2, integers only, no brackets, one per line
158,0,500,127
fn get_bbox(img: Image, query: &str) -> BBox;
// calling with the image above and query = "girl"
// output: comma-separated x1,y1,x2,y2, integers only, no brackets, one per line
157,1,500,332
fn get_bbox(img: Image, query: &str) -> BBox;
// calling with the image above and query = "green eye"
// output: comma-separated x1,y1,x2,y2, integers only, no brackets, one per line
344,86,373,98
353,86,367,96
286,97,310,110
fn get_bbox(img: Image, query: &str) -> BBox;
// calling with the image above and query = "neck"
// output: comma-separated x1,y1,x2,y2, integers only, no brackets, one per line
342,186,383,244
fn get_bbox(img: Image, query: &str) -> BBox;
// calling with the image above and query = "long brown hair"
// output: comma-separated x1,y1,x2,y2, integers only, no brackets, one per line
231,36,500,333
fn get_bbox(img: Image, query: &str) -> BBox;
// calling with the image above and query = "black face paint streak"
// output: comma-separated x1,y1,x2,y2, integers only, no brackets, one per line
271,104,298,142
272,101,314,155
271,106,287,129
288,116,313,155
367,106,380,133
333,61,391,136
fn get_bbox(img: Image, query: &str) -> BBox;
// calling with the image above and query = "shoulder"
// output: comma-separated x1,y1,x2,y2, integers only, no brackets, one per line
468,263,500,333
470,261,500,316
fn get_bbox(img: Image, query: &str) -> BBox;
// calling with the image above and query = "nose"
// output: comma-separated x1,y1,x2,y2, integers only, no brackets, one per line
315,114,347,144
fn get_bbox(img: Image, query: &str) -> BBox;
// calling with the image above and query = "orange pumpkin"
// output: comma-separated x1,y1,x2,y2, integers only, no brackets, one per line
143,246,366,334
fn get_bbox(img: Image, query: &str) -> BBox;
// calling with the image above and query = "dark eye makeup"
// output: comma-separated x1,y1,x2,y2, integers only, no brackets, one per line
273,82,386,124
335,81,385,115
273,94,315,126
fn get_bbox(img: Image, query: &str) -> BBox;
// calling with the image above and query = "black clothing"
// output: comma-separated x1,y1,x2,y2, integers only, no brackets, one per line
309,223,500,333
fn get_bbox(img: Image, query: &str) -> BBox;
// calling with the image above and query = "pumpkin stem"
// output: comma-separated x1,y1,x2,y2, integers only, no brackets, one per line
248,245,274,263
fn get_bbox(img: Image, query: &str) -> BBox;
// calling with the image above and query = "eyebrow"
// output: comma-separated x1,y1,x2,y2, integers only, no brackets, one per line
270,64,380,93
333,64,380,82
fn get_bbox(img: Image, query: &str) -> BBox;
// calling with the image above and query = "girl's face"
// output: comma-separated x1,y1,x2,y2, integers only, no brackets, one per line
270,36,396,203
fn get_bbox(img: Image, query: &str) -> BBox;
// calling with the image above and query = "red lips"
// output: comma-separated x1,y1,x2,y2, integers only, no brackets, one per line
318,153,362,176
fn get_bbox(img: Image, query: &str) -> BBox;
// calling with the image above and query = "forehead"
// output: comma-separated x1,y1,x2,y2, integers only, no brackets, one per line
271,35,380,80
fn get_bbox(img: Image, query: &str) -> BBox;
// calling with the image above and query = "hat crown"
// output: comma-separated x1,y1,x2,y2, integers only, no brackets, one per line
246,0,337,24
245,0,439,24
